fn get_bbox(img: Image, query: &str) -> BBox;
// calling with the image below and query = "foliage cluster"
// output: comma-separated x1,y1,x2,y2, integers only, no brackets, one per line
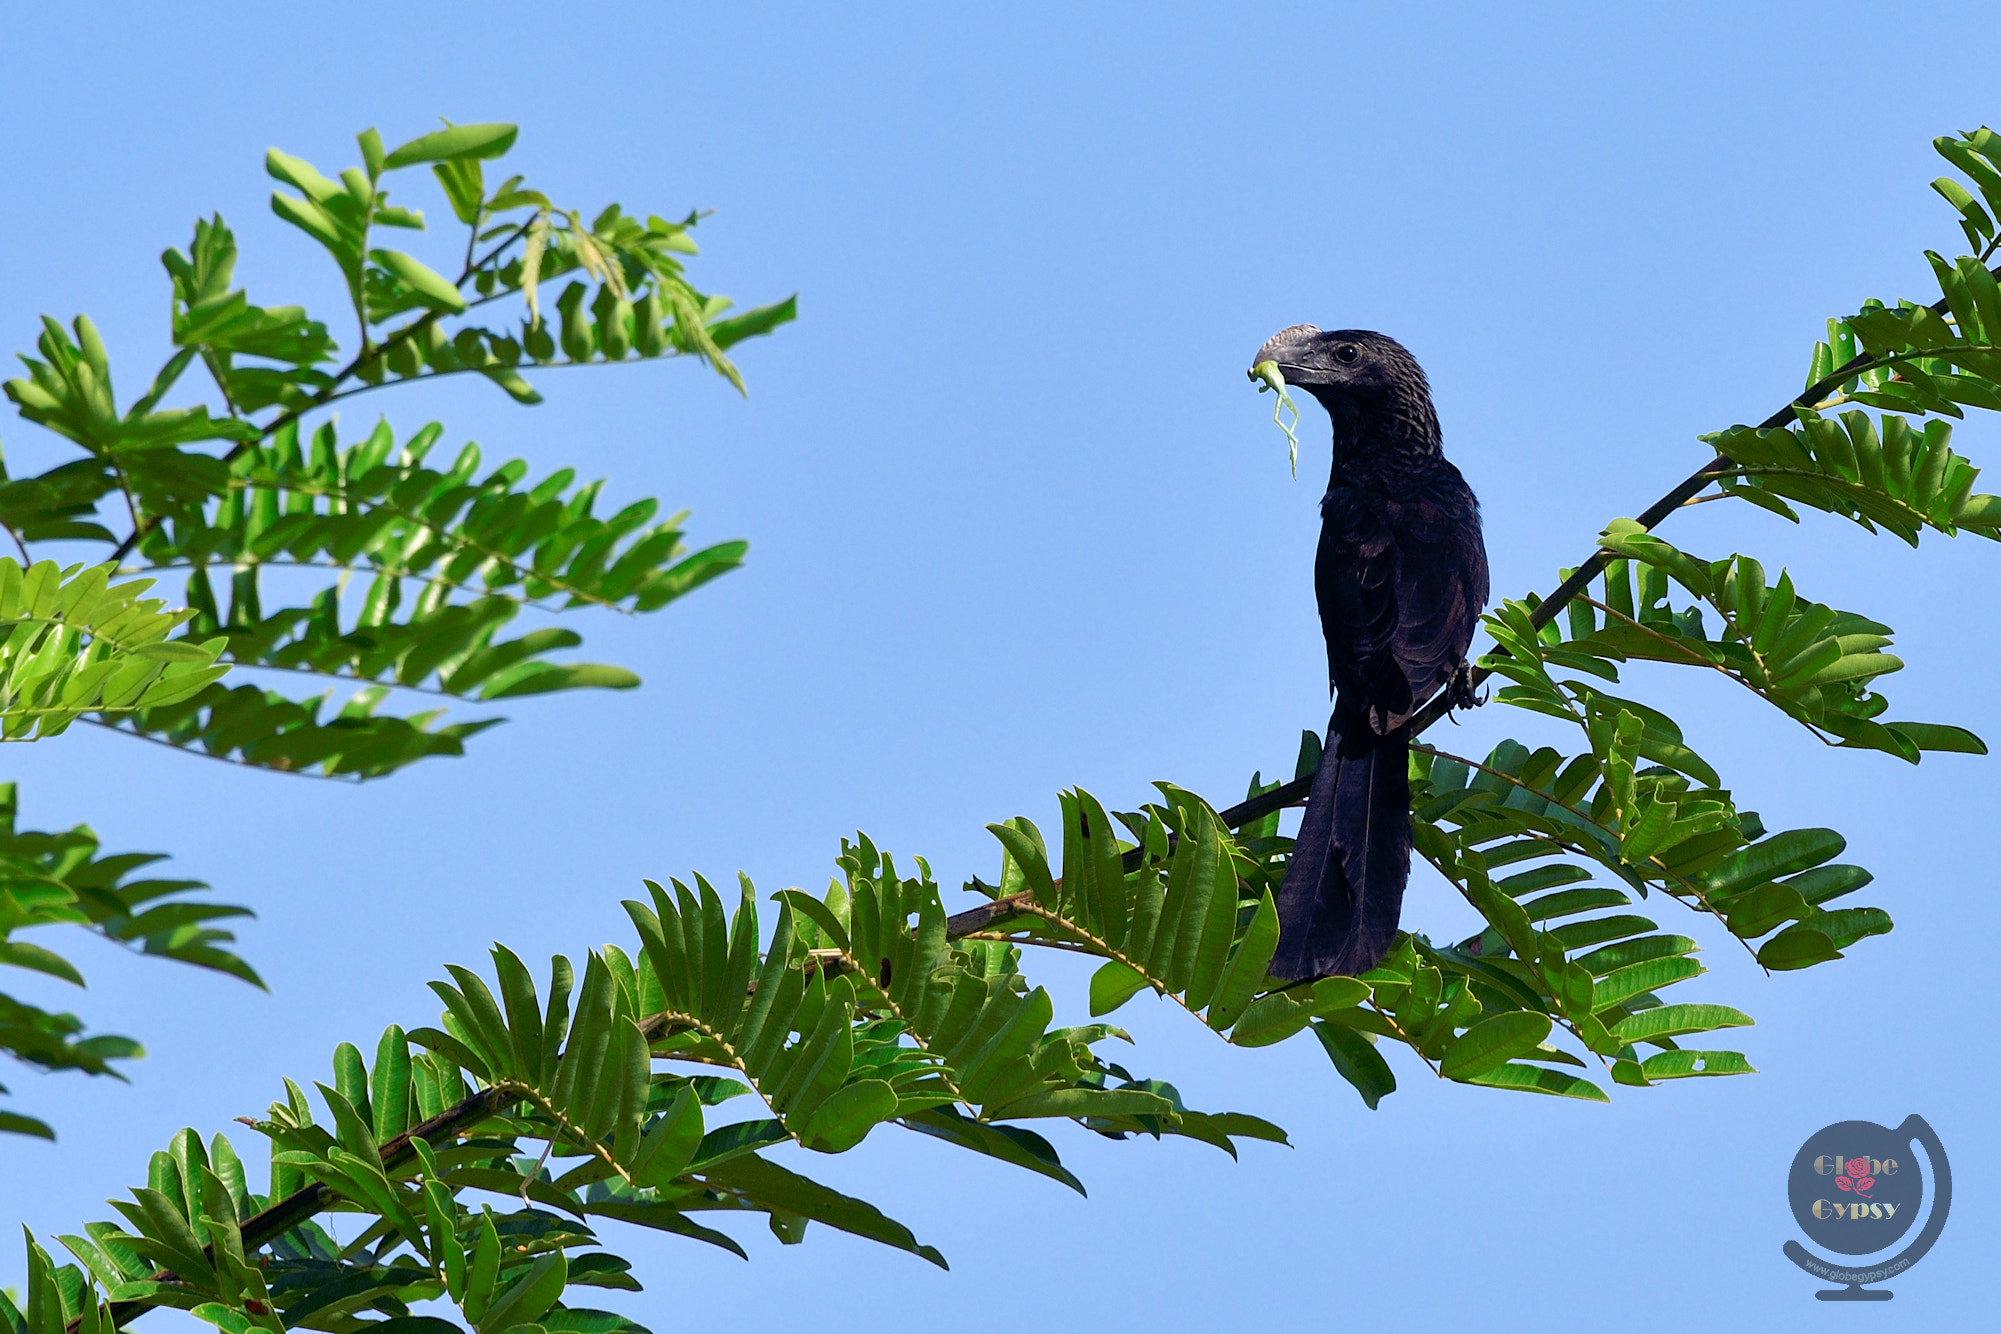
0,119,790,1142
6,121,2001,1334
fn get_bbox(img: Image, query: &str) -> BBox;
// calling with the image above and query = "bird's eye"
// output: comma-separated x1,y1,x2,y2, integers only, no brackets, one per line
1334,344,1360,364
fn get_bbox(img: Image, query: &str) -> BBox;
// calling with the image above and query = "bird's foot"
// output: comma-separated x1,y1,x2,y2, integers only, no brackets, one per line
1447,662,1484,711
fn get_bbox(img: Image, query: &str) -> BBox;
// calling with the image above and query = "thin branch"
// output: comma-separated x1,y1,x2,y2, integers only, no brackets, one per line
957,930,1095,954
230,310,446,461
112,331,692,565
1409,739,1761,964
83,718,364,783
1408,741,1611,839
759,939,969,1101
1569,593,1852,748
1400,287,1999,741
175,475,645,615
199,348,246,421
466,220,530,279
495,1078,618,1196
103,452,147,566
101,1087,510,1329
129,558,581,619
461,214,483,288
1572,594,1754,696
1004,901,1199,1013
107,517,156,566
1366,1003,1439,1078
225,272,551,458
282,340,691,420
213,659,497,704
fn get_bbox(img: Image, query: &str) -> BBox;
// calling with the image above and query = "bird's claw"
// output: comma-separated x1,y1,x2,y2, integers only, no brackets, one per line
1447,662,1484,712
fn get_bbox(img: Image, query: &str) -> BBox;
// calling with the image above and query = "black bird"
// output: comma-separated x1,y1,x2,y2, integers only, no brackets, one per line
1256,327,1489,980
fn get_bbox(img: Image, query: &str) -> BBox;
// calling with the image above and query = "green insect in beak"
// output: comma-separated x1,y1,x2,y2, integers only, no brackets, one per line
1249,359,1302,477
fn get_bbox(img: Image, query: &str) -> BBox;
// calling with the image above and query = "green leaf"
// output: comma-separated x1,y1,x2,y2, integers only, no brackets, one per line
1464,1063,1609,1101
561,1256,640,1293
578,1201,745,1258
0,942,86,987
479,663,639,701
0,1111,54,1139
1205,890,1279,1032
1573,935,1700,977
541,1310,650,1334
987,1087,1173,1120
1883,721,1987,754
435,160,486,227
1639,1050,1756,1079
770,888,850,954
1591,956,1702,1012
623,1086,702,1187
1088,959,1148,1017
1226,993,1312,1048
1756,925,1842,970
1439,1011,1553,1081
1609,1003,1753,1044
1804,904,1892,948
699,1154,946,1269
189,1304,260,1334
897,1107,1085,1195
371,252,467,314
706,296,798,351
798,1079,896,1153
1311,1020,1395,1110
684,1118,788,1173
479,366,543,404
986,821,1057,909
1704,829,1845,898
383,124,519,169
473,1250,565,1334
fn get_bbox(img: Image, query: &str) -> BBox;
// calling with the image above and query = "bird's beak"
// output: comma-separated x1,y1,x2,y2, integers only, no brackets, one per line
1252,324,1324,386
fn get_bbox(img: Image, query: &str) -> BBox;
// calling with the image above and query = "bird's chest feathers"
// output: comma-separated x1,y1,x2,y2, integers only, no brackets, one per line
1319,485,1442,559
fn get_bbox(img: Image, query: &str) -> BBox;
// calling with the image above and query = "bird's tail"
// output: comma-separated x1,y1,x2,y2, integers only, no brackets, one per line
1270,707,1412,980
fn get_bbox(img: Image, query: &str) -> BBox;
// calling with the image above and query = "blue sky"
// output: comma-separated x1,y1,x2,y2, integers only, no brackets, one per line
2,3,1996,1328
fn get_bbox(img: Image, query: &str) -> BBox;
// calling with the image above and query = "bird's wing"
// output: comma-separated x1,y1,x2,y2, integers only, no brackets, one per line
1389,492,1487,713
1316,489,1415,723
1317,485,1486,729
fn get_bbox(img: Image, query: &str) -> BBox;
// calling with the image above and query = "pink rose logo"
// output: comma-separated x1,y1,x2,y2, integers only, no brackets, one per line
1836,1156,1876,1197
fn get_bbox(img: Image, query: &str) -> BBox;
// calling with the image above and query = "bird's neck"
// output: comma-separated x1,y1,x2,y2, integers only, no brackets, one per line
1316,386,1442,478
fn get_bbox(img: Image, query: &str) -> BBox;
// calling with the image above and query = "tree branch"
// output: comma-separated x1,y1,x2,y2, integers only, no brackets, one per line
100,1087,510,1329
86,272,1985,1334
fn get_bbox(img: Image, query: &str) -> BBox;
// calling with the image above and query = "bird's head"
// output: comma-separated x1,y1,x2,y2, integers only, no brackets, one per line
1250,325,1439,451
1252,326,1425,397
